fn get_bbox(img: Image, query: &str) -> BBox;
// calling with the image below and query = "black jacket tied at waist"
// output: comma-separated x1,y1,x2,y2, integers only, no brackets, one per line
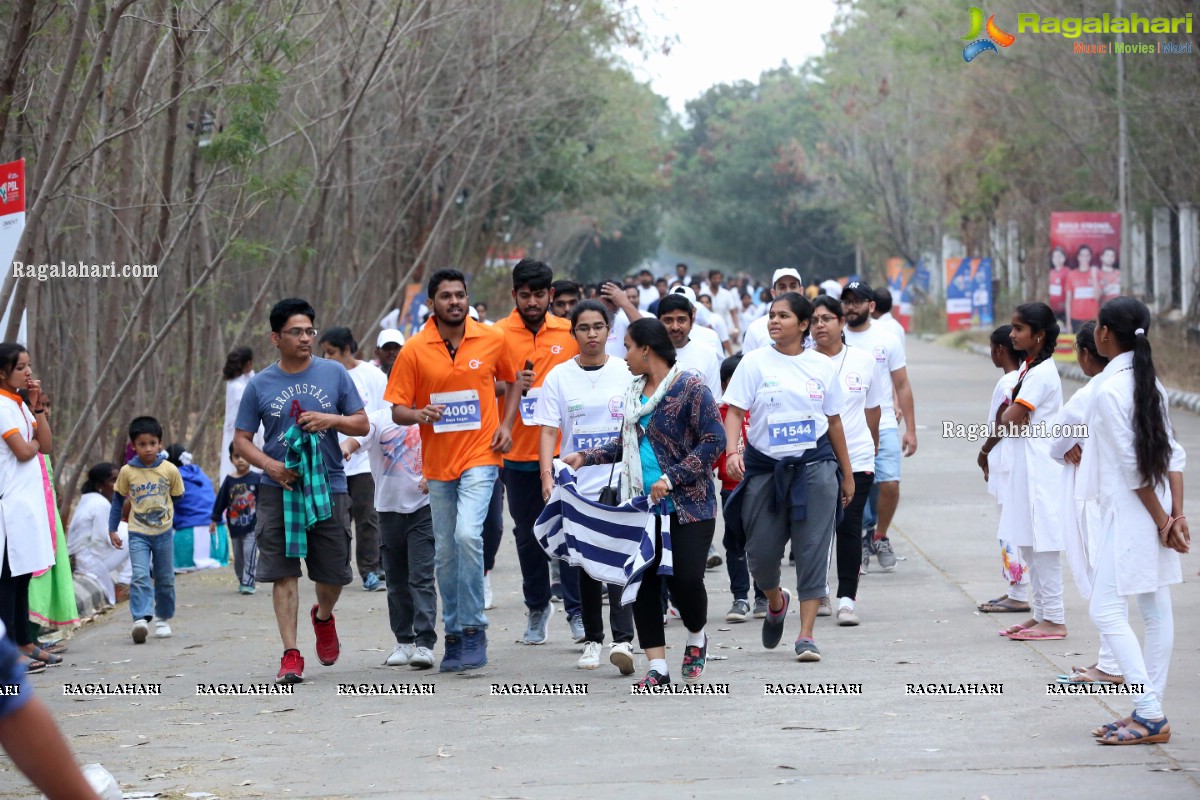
723,435,843,542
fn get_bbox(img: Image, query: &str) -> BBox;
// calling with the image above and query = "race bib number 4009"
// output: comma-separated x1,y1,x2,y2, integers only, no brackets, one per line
430,390,482,432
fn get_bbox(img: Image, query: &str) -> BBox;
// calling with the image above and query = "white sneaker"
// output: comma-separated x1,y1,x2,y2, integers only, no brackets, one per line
153,619,172,638
577,641,602,669
131,619,149,644
386,643,415,666
483,573,495,610
608,641,635,675
409,646,435,670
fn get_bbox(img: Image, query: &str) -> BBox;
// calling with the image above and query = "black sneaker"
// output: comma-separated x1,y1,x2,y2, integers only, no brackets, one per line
440,635,464,672
634,669,671,688
762,589,791,649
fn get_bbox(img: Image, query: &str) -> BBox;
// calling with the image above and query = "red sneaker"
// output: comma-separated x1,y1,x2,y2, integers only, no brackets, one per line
277,649,305,684
311,605,340,666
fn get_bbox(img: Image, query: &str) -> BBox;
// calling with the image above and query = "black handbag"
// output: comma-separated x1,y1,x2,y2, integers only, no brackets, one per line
597,458,620,507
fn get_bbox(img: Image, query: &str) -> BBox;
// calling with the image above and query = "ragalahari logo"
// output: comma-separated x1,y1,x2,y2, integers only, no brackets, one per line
962,7,1016,62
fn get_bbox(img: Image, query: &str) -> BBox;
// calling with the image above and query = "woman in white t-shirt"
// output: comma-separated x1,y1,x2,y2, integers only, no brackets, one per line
221,347,255,482
0,343,55,673
320,326,390,591
994,303,1067,641
810,296,881,626
722,293,854,664
68,462,132,605
535,300,636,675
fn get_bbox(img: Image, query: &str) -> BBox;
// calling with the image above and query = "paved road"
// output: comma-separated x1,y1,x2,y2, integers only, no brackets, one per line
5,338,1199,798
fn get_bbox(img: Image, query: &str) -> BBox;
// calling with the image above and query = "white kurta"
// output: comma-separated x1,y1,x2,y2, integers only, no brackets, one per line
0,391,55,576
1002,358,1064,552
1086,352,1184,596
1049,378,1103,598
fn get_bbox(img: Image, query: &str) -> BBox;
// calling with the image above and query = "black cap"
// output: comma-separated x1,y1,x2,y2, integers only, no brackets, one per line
842,280,874,300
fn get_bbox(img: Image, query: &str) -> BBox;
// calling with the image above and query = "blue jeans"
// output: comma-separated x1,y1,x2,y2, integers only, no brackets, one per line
129,531,175,621
427,465,497,636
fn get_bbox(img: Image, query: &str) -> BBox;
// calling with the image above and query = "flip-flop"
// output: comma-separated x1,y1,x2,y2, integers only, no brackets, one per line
1060,667,1123,685
978,597,1032,613
18,657,46,674
24,645,63,665
997,624,1029,637
38,640,68,655
1008,628,1067,641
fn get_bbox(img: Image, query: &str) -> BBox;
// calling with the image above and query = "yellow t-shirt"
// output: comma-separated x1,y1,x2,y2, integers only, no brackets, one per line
115,459,185,535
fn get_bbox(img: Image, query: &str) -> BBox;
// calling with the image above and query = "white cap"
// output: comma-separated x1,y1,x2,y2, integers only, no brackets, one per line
376,329,405,348
671,285,697,304
771,268,803,287
819,279,842,300
468,306,479,320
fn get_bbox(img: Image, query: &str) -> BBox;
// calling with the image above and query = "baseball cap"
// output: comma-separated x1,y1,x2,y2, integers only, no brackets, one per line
671,285,697,304
840,280,873,301
469,306,480,320
376,329,404,348
771,268,803,287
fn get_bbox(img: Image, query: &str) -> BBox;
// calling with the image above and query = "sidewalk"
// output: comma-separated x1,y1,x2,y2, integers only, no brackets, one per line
5,338,1198,798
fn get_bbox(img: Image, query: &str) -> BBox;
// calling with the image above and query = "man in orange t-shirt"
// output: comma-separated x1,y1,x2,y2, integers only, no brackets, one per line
493,259,581,645
384,268,521,673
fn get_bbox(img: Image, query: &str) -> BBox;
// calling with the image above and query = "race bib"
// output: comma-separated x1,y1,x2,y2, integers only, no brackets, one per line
571,423,620,453
430,390,482,432
1049,284,1062,296
519,388,540,426
767,411,817,455
1073,286,1095,300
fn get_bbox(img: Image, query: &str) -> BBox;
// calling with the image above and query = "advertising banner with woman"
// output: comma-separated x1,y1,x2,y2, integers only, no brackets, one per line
1048,212,1121,334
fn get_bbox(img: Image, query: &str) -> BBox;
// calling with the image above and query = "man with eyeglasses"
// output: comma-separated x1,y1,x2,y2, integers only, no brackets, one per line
234,297,369,685
839,281,918,575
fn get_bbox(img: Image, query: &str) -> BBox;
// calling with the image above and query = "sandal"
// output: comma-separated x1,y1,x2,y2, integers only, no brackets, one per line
23,645,63,665
1064,666,1123,685
18,656,46,674
1098,713,1170,745
978,596,1031,613
1008,627,1067,641
1091,718,1128,738
37,639,68,655
998,623,1030,637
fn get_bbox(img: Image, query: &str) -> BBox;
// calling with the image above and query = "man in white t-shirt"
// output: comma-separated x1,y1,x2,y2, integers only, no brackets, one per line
741,268,804,352
636,269,658,311
598,281,643,357
706,270,740,335
342,408,436,669
669,286,723,354
656,293,723,401
840,281,917,574
870,288,907,358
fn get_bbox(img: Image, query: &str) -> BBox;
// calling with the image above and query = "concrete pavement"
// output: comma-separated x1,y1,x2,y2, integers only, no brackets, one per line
4,337,1199,798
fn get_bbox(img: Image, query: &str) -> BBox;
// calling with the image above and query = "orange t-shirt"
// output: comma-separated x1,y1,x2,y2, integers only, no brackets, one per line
493,309,580,463
384,317,516,481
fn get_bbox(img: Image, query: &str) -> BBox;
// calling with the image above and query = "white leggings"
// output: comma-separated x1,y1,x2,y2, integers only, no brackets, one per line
1018,546,1065,624
1088,527,1174,719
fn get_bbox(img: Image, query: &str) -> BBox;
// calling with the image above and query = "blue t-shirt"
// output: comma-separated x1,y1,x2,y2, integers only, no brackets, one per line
235,357,364,493
638,396,675,513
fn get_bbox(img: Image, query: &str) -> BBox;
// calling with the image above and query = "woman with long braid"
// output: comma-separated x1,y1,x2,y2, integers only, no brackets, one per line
993,303,1068,641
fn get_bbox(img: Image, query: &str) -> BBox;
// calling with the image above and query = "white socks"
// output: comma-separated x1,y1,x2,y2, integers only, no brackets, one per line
686,629,706,647
649,658,669,676
838,597,855,611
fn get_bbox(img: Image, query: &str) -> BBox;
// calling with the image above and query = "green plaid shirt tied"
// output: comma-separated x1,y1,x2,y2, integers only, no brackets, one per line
282,425,333,559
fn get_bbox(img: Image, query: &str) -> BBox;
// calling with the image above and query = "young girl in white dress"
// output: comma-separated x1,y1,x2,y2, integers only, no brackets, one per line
995,303,1067,641
1086,297,1187,745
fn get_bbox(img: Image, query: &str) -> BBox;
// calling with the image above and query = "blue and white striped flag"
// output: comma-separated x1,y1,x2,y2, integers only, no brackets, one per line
534,462,671,606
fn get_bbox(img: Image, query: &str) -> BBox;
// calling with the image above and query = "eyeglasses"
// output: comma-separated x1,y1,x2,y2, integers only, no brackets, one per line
282,327,319,339
811,314,840,325
574,323,609,335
